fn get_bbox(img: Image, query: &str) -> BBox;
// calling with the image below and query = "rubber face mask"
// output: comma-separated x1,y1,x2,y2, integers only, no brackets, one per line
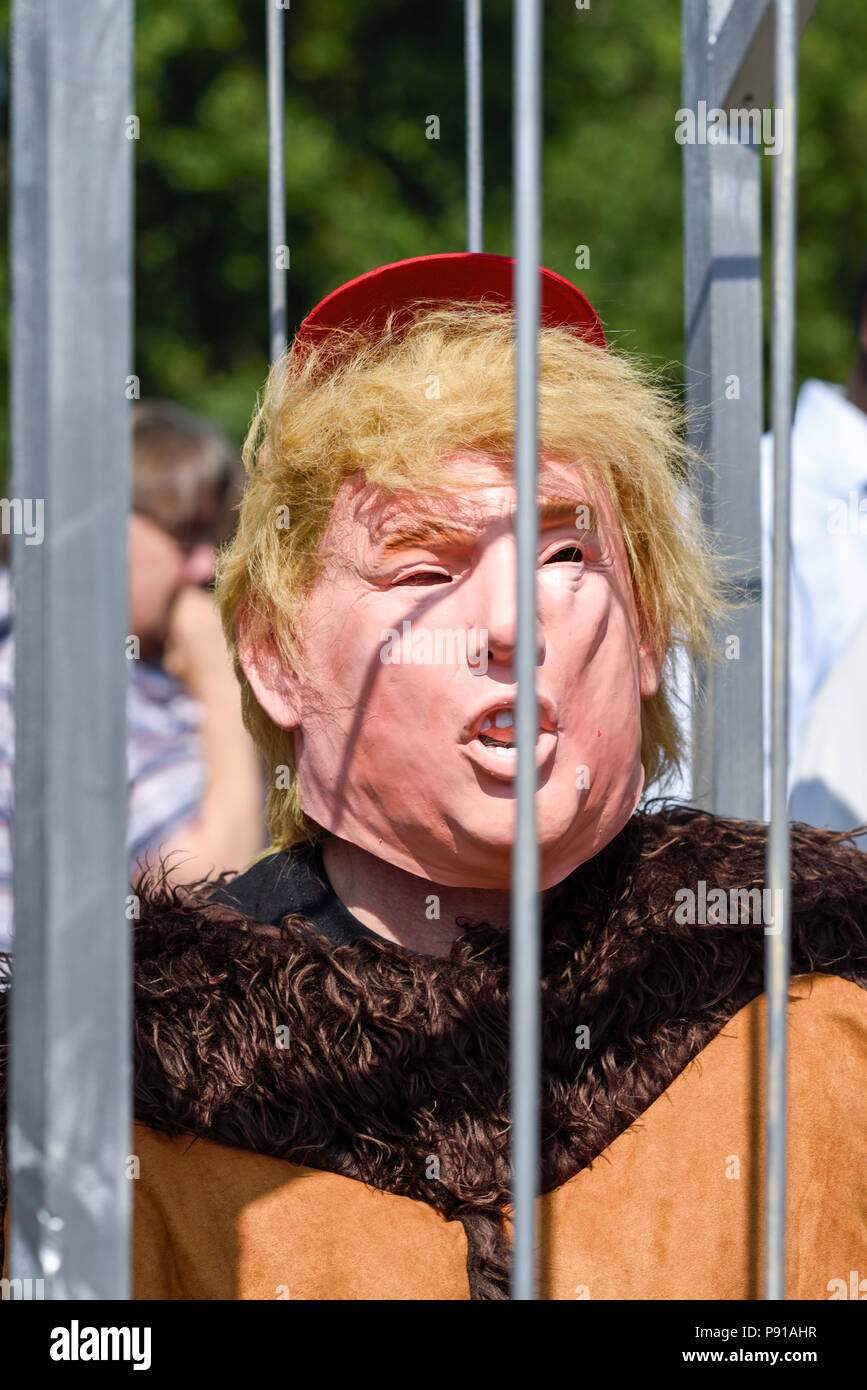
241,454,662,890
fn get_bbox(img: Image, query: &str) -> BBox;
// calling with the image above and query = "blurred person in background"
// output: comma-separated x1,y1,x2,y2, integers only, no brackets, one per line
760,261,867,839
0,400,268,953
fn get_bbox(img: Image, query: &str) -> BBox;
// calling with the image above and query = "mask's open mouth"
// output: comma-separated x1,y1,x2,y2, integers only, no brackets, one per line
463,700,558,781
473,705,553,751
476,709,517,749
461,696,558,778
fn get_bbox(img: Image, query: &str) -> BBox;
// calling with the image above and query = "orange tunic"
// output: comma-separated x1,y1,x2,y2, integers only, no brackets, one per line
128,973,866,1300
5,812,866,1300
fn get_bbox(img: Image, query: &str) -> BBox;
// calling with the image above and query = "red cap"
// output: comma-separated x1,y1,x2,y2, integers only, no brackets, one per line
292,251,607,359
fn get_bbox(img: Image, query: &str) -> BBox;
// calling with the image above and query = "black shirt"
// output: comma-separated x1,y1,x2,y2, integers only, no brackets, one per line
209,838,383,947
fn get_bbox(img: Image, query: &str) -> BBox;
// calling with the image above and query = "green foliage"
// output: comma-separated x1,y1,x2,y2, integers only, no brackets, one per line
0,0,864,472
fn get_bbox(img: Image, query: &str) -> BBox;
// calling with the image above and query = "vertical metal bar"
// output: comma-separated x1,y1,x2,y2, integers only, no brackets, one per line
682,0,764,819
8,0,133,1298
765,0,797,1303
267,0,287,362
510,0,542,1303
464,0,484,253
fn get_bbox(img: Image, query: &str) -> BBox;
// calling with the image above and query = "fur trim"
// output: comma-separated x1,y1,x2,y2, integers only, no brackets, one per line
2,808,866,1298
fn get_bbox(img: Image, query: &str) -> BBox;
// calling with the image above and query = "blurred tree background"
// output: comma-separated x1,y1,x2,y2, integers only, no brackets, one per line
0,0,864,468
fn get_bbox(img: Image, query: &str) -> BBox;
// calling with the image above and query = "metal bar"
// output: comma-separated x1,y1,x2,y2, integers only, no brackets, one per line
510,0,542,1303
464,0,484,253
267,0,287,362
710,0,817,112
8,0,133,1298
709,0,771,110
765,0,798,1304
682,0,764,820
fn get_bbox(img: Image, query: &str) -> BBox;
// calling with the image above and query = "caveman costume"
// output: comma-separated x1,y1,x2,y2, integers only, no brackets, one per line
1,254,865,1300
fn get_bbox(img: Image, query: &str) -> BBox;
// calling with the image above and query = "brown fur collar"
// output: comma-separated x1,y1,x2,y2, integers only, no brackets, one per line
2,808,867,1298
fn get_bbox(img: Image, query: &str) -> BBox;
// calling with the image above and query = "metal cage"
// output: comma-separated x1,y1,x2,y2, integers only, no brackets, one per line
6,0,812,1301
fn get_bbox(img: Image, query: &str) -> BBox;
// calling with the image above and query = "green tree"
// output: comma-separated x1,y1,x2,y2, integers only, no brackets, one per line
0,0,864,473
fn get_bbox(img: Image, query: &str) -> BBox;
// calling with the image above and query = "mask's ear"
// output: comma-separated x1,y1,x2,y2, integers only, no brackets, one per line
638,635,665,702
236,604,302,730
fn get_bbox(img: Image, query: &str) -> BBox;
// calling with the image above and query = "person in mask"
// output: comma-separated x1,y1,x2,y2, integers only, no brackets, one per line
3,255,864,1300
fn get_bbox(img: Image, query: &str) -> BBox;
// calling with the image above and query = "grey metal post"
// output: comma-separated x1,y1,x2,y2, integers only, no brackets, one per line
510,0,542,1302
682,0,765,820
765,0,798,1303
267,0,287,362
8,0,134,1298
464,0,484,253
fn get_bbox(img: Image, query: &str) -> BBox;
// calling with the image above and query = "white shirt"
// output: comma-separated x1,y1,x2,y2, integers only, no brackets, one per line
760,378,867,821
788,611,867,840
657,379,867,823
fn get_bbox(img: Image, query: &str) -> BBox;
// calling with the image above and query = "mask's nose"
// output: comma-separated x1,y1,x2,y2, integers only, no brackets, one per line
476,534,545,668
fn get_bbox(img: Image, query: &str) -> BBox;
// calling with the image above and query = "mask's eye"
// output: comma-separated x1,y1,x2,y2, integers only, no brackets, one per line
391,569,452,586
543,545,584,565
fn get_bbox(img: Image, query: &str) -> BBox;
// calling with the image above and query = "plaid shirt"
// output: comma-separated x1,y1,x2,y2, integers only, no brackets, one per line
0,568,206,953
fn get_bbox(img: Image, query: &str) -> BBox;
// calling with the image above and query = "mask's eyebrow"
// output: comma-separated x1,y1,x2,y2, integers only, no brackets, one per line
537,500,597,533
377,520,480,555
371,497,597,557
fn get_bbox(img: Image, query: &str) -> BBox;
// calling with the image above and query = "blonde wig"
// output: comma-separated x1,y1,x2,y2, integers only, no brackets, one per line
216,303,725,852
